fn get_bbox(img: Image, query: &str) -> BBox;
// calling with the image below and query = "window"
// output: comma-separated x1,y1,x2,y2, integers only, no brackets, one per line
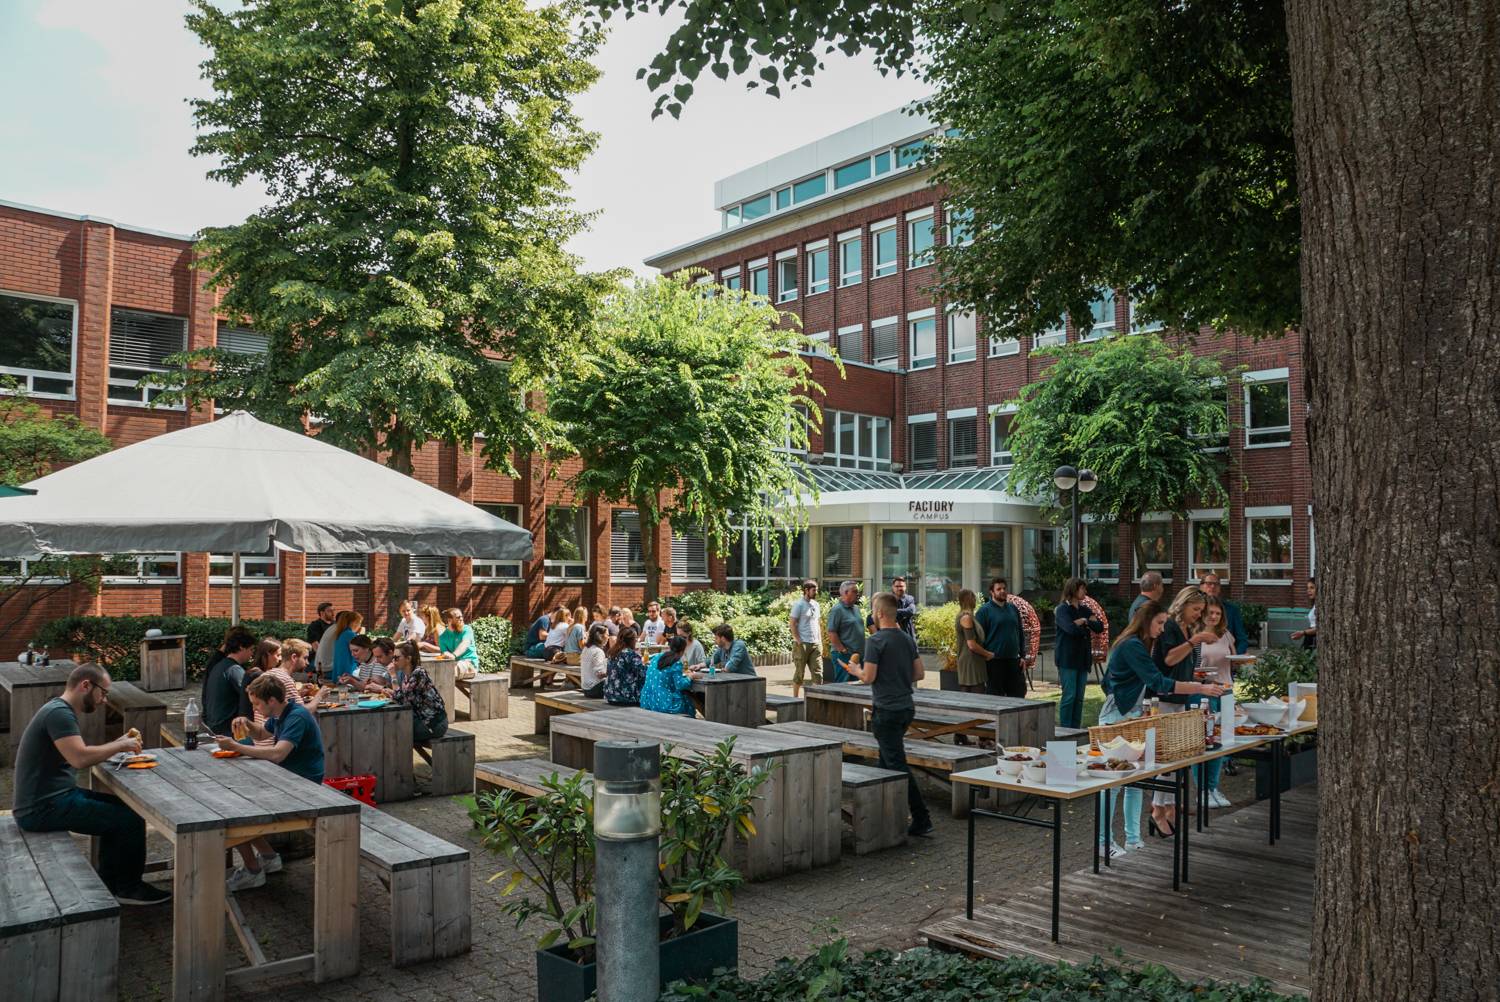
836,324,865,365
896,138,929,168
806,331,831,358
908,415,938,471
792,174,827,203
823,409,892,470
208,549,279,583
948,310,977,363
104,553,182,584
805,242,829,296
922,529,963,606
216,321,268,356
834,158,871,189
908,310,936,369
980,528,1008,583
1189,513,1230,582
838,233,862,287
907,211,935,268
610,510,646,581
776,252,798,303
947,207,973,246
1129,290,1164,333
820,526,862,592
0,290,76,397
1083,522,1120,582
871,220,898,277
947,410,978,468
775,187,792,210
871,317,900,369
725,523,807,591
409,556,450,583
1083,289,1115,341
723,205,741,229
1245,370,1292,446
108,307,186,406
545,506,590,580
778,404,810,454
748,260,769,297
741,194,772,220
990,410,1014,467
473,503,524,580
0,557,72,584
305,554,369,582
873,150,892,174
989,331,1020,357
1247,508,1293,582
671,526,709,581
1136,515,1174,580
1034,318,1066,350
721,267,741,291
1023,528,1063,592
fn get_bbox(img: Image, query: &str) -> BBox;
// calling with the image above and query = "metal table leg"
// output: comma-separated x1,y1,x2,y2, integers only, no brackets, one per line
1092,791,1100,874
965,784,976,918
1050,797,1062,943
1103,788,1112,867
1171,769,1182,891
1180,768,1191,883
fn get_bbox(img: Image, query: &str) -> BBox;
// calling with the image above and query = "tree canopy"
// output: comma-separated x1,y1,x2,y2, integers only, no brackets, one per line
547,272,826,600
0,389,112,486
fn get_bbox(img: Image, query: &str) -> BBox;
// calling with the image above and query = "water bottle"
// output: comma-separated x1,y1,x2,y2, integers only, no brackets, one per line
38,646,49,666
184,697,201,750
21,641,34,666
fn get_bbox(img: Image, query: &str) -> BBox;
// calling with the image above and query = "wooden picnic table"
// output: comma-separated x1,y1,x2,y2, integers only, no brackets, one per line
508,656,581,690
549,707,842,881
0,661,102,767
313,696,415,802
689,671,767,727
803,682,1057,747
91,747,361,1001
951,720,1319,943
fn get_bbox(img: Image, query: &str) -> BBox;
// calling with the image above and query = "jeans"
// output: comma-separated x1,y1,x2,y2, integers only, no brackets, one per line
1199,696,1222,792
1057,668,1090,729
827,649,855,684
17,788,146,891
1095,697,1144,845
870,706,930,825
985,657,1026,698
414,713,449,744
524,642,547,659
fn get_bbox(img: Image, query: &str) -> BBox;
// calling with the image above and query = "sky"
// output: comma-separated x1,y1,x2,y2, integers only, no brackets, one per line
0,0,928,276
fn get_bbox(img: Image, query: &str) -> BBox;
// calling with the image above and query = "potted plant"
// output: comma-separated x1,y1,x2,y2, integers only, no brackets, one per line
467,738,770,1002
1236,648,1319,797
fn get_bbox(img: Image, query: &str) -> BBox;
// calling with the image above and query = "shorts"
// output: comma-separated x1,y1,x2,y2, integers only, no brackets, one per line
791,641,823,687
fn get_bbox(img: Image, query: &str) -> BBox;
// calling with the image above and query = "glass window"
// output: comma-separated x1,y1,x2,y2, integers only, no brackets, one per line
948,311,977,363
473,503,524,580
609,510,645,580
908,420,938,471
909,315,936,369
722,271,742,291
216,321,268,356
104,553,183,584
880,529,919,594
1083,289,1115,341
924,529,963,606
776,257,798,303
723,205,741,229
545,506,590,580
873,150,892,174
838,236,862,287
1084,523,1119,582
947,207,973,246
1022,527,1063,594
1248,516,1293,582
1190,519,1230,582
907,216,935,268
820,526,862,592
872,224,899,277
822,409,892,470
409,555,450,583
208,549,279,583
948,416,977,468
741,194,772,220
1129,288,1164,333
990,412,1014,467
834,158,871,189
1245,379,1292,446
989,331,1021,357
304,554,369,582
896,139,929,167
980,528,1008,585
836,325,864,364
1136,518,1174,579
725,522,808,591
775,187,792,210
1034,318,1066,350
108,308,186,406
671,526,709,581
749,264,769,297
872,319,900,368
806,246,829,296
792,174,826,202
0,291,76,397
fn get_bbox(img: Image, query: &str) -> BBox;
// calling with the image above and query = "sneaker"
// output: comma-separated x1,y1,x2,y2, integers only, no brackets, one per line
908,817,935,838
257,851,284,875
1123,838,1146,851
226,866,266,892
1100,841,1129,859
1208,790,1232,809
114,882,172,906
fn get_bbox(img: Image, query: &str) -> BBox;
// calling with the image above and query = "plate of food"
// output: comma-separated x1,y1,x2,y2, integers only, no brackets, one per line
996,751,1036,777
110,750,157,765
211,748,241,759
1235,723,1282,736
1080,758,1140,779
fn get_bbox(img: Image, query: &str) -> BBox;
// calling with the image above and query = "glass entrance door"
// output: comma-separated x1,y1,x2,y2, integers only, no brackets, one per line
880,529,919,595
879,527,963,605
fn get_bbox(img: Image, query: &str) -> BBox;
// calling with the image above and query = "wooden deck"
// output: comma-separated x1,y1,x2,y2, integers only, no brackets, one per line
921,785,1316,997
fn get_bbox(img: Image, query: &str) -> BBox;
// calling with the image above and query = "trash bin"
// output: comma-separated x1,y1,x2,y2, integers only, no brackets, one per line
1267,608,1311,649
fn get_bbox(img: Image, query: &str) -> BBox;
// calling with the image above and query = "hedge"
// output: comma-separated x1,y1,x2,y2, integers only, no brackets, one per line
36,615,311,683
658,941,1295,1001
468,615,513,673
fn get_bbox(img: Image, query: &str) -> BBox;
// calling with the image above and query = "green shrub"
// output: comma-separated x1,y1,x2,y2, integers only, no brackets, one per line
724,614,790,658
468,616,513,673
670,590,740,623
1237,646,1317,704
914,602,960,653
658,941,1297,1001
36,615,310,682
1239,602,1267,642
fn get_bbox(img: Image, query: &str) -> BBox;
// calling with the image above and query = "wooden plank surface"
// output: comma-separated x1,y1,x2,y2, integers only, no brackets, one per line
765,720,991,771
804,683,1044,715
550,706,839,761
0,818,62,935
172,827,227,1002
474,758,591,797
313,811,361,983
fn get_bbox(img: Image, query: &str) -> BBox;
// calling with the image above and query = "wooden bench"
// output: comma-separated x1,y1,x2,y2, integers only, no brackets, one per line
474,757,592,798
509,656,581,690
0,816,121,1001
765,720,992,818
421,728,475,797
764,693,805,723
841,762,907,855
159,719,185,748
1056,726,1089,744
454,673,509,721
104,681,167,750
863,704,992,741
357,806,470,968
533,690,606,735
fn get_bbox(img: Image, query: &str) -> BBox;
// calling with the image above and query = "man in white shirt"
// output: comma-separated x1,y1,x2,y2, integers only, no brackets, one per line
788,579,823,697
641,600,667,646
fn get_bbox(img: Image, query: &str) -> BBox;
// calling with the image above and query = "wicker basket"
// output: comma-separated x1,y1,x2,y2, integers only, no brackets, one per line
1089,708,1207,763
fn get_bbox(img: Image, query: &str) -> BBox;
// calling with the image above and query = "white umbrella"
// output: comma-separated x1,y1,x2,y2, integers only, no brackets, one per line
0,411,532,623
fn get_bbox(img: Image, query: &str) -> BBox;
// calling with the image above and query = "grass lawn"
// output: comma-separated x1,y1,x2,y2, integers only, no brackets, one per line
1032,686,1106,728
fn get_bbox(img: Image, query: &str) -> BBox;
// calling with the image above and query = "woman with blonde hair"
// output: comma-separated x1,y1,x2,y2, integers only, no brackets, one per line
418,604,445,655
1145,584,1220,835
953,589,991,694
1196,596,1236,809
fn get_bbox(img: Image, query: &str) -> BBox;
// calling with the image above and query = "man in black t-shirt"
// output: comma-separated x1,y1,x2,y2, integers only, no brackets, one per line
203,629,257,736
306,601,336,646
847,591,933,837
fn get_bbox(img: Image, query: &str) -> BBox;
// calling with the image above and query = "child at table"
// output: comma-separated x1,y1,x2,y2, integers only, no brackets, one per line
640,636,696,717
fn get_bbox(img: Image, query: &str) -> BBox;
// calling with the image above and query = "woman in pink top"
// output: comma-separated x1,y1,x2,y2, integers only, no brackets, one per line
1197,597,1235,808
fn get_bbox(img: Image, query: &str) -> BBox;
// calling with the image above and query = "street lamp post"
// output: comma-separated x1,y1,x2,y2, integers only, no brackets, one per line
1053,465,1099,579
594,740,662,1002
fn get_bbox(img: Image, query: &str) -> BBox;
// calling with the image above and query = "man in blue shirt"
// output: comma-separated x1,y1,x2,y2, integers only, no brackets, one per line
1129,570,1165,622
826,580,865,683
1198,572,1250,654
974,577,1025,697
524,610,552,658
215,673,326,892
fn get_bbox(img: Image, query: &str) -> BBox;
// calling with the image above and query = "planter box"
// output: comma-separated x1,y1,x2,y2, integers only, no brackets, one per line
1254,742,1318,799
536,912,738,1002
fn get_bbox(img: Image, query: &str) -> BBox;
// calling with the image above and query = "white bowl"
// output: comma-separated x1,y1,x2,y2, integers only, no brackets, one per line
1099,737,1145,762
1242,701,1290,727
1004,746,1042,759
996,753,1034,777
1022,761,1049,784
1079,762,1137,780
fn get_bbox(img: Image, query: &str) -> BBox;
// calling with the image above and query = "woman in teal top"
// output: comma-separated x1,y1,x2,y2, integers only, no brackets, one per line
640,637,696,716
1096,601,1225,855
437,607,481,677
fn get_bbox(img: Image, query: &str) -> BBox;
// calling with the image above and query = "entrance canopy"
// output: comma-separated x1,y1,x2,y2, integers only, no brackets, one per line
798,465,1042,526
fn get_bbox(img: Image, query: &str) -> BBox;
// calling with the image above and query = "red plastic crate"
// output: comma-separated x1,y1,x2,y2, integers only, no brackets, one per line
324,774,377,807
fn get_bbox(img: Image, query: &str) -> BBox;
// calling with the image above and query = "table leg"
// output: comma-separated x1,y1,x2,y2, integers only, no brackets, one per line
173,829,226,1002
1092,791,1100,874
1103,788,1112,868
1195,764,1204,834
1050,797,1062,943
313,812,360,982
1271,741,1282,845
1171,772,1182,892
1180,768,1191,883
965,785,976,920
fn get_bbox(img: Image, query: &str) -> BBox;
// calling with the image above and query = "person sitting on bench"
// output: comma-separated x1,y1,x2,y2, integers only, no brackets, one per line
579,624,609,699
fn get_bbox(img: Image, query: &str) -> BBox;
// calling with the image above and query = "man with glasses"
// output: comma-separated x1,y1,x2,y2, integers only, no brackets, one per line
12,664,170,905
1199,572,1250,654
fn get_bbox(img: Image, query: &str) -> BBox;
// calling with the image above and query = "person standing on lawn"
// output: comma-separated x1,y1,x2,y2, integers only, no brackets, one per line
1130,571,1165,621
1053,578,1104,729
976,577,1025,698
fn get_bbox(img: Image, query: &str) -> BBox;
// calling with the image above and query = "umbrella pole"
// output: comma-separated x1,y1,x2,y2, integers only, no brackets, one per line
231,552,241,627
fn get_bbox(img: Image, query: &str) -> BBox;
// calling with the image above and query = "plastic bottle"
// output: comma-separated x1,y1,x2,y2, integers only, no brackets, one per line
183,697,201,750
21,641,34,665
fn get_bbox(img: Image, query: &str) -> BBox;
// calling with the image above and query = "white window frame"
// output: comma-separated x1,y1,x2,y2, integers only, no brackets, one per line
747,257,769,298
1081,518,1120,583
473,503,524,582
102,553,183,585
946,206,974,247
1244,368,1292,448
305,553,370,583
775,250,798,304
409,555,451,583
806,330,832,358
724,522,808,592
1082,289,1115,341
1246,505,1294,584
907,308,936,370
906,208,936,269
907,413,938,472
107,307,187,410
836,323,865,365
1128,292,1164,333
946,407,978,469
989,331,1021,357
947,309,977,364
1133,511,1175,582
1033,318,1067,351
871,316,901,369
837,230,862,287
208,550,280,584
1188,509,1230,584
544,505,591,582
0,557,72,585
0,289,78,399
823,409,893,471
805,239,830,297
871,219,899,278
989,404,1016,468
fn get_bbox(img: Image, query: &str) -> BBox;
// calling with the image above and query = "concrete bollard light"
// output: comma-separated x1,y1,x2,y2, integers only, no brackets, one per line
593,740,661,1002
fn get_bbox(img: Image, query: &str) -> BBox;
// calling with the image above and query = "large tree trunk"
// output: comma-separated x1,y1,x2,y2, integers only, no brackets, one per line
1287,3,1500,997
386,440,414,632
640,506,661,608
